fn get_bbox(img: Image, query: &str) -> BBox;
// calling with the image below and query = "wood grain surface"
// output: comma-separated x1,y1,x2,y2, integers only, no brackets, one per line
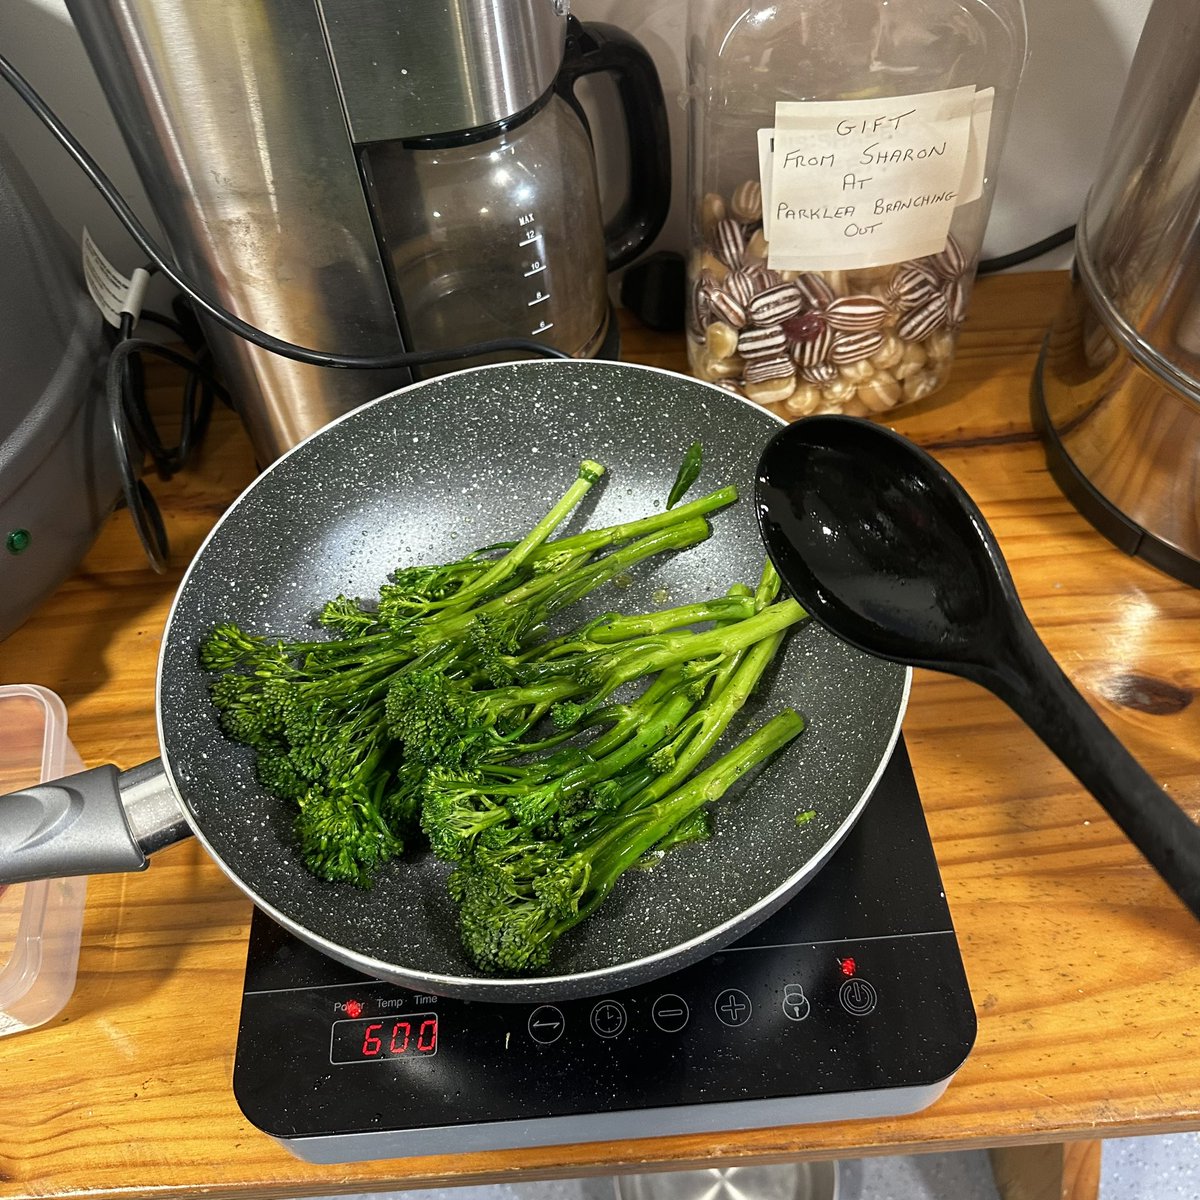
2,272,1199,1200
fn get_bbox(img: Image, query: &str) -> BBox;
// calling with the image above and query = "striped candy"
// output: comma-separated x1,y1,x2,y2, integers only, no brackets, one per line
730,179,764,222
797,361,839,384
691,282,713,333
830,329,886,364
792,271,837,309
824,294,891,332
889,264,941,311
725,269,758,306
709,290,747,329
927,234,966,279
745,265,782,291
737,324,787,360
896,293,949,342
747,284,803,325
791,324,834,367
944,276,970,326
743,354,795,383
715,218,745,269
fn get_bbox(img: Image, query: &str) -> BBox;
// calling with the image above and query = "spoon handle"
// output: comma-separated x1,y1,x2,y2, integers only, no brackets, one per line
997,628,1200,921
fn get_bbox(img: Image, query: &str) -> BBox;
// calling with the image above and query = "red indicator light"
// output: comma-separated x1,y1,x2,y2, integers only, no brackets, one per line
839,957,857,977
344,999,363,1018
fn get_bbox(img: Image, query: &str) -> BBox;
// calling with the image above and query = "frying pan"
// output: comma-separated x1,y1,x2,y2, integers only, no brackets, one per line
0,361,908,1002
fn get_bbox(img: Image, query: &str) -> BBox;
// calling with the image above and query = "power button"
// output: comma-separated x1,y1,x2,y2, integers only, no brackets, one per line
839,978,878,1016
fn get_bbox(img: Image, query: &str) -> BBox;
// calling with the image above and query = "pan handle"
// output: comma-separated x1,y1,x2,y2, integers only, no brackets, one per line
0,759,192,885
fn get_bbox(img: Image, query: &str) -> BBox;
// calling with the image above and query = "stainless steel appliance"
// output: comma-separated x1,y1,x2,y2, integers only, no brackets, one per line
1034,0,1200,585
65,1,670,463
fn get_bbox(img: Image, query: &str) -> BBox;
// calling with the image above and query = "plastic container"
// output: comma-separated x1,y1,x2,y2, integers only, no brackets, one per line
684,0,1027,417
0,684,87,1036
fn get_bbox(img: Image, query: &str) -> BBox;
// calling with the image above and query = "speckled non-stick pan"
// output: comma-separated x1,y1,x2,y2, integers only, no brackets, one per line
0,360,908,1002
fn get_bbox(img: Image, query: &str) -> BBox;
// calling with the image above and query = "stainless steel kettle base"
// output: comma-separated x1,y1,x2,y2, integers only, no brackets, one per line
615,1163,840,1200
1032,359,1200,588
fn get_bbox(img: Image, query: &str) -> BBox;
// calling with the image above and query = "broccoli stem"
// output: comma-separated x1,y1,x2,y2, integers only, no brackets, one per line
578,665,687,759
618,629,789,819
700,583,758,707
537,518,714,624
519,597,804,705
754,559,784,610
577,595,757,645
420,460,606,614
570,708,806,922
531,485,738,559
484,679,701,829
427,517,711,655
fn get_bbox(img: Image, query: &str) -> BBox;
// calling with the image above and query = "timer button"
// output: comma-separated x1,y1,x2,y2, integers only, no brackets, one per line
839,978,878,1016
590,999,628,1039
527,1005,566,1044
714,988,753,1027
651,994,690,1033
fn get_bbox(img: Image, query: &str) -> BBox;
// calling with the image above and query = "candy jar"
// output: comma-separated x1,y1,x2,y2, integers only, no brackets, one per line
685,0,1027,416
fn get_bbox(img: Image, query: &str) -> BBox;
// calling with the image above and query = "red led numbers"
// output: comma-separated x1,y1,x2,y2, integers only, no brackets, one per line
417,1017,438,1053
332,1013,439,1064
361,1023,384,1056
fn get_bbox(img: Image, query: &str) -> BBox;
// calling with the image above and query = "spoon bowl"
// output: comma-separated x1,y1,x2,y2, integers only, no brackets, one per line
756,414,1200,922
755,414,1010,670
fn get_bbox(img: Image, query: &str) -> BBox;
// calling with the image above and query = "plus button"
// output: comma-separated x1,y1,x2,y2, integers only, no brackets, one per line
714,988,753,1027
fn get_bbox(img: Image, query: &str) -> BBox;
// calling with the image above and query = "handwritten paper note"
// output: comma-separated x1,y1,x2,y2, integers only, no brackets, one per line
759,87,993,271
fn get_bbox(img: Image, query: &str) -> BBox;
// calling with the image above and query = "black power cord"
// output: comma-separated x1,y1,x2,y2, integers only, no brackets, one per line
106,275,235,571
977,225,1076,275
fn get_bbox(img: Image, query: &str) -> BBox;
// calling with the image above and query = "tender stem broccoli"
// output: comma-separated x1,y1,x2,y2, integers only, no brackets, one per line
201,449,812,961
417,667,702,859
449,708,806,973
415,459,605,618
523,598,806,718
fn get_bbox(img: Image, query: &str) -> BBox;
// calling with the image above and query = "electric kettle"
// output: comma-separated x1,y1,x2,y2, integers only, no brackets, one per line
65,2,671,463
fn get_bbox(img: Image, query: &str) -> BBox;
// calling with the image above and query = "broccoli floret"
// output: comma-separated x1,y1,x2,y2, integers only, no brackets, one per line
550,700,588,730
385,668,477,767
419,769,515,862
200,622,271,671
294,787,406,888
317,595,382,637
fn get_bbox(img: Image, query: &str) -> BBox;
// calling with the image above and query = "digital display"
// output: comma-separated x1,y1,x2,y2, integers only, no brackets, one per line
330,1013,439,1064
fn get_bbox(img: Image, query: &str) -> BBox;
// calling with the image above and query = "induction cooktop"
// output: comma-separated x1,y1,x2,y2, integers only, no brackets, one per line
233,738,975,1164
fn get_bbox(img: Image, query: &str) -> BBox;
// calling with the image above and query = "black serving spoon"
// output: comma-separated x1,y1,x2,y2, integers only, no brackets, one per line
755,414,1200,921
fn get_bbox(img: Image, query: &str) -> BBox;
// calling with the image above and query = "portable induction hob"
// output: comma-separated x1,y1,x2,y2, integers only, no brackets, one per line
233,739,976,1164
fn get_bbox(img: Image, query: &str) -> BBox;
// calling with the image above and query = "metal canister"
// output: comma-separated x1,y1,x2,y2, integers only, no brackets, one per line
1034,0,1200,584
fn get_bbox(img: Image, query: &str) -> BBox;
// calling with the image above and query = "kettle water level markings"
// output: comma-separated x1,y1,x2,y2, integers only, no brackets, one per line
519,211,555,338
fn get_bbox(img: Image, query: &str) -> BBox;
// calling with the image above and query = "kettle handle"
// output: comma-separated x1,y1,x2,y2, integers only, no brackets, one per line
556,19,671,273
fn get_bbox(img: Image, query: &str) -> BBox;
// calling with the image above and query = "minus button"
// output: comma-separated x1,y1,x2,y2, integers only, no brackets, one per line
651,994,690,1033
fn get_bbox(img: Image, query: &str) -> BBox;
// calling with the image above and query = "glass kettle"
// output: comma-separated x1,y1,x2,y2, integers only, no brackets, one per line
360,19,671,373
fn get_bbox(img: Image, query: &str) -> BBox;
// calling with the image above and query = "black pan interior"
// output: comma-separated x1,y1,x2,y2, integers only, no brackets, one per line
158,361,906,997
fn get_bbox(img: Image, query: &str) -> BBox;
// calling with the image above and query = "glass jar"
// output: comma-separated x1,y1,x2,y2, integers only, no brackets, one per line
685,0,1027,417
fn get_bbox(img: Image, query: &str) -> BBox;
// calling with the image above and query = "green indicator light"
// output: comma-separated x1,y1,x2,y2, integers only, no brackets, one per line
6,529,31,555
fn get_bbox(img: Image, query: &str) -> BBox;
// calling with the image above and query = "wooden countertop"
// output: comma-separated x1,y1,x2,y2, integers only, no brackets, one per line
2,271,1199,1199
